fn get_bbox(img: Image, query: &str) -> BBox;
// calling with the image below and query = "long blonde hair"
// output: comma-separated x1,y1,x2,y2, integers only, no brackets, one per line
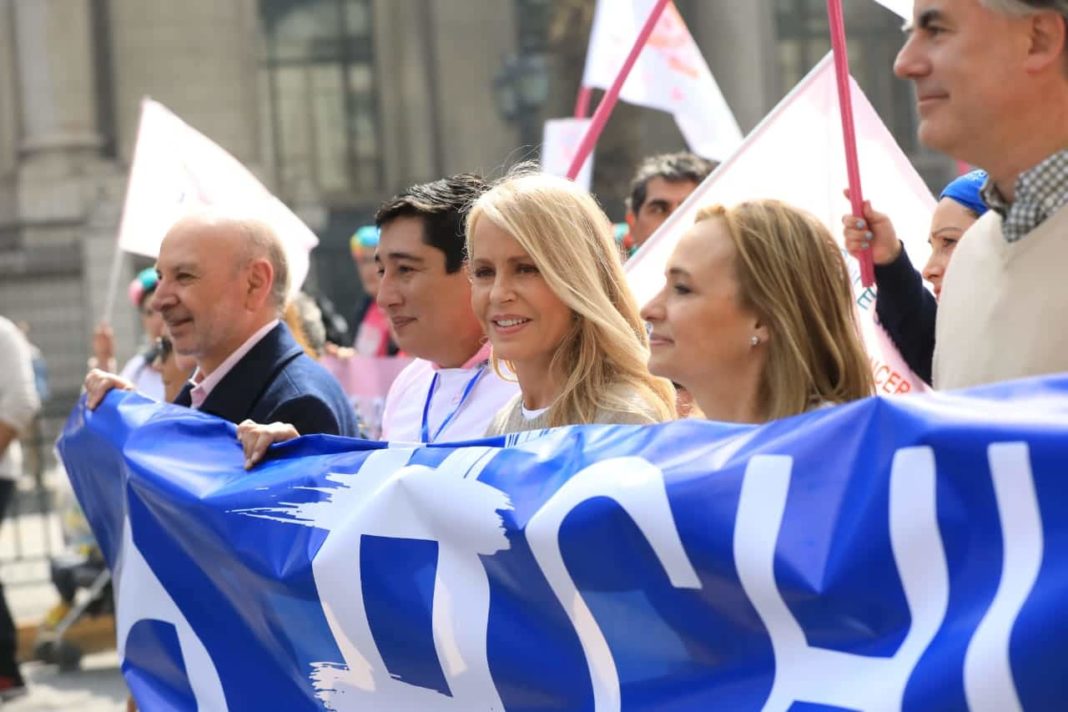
696,200,874,419
467,173,675,426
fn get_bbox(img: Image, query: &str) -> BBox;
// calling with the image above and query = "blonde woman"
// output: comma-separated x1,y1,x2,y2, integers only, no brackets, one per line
641,199,873,424
466,172,675,435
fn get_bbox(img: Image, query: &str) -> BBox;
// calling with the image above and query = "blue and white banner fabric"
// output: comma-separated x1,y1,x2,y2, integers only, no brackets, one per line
58,376,1068,711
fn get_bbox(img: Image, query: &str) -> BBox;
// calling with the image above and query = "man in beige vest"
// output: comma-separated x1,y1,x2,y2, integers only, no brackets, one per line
895,0,1068,389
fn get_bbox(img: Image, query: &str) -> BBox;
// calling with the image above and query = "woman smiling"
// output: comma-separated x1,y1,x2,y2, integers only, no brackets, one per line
466,172,674,435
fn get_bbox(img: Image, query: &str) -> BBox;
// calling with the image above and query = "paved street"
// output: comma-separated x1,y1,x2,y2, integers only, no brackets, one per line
1,479,128,710
5,651,127,711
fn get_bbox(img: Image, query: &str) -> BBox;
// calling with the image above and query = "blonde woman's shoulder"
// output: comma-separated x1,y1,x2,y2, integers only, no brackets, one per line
595,383,671,425
484,393,524,437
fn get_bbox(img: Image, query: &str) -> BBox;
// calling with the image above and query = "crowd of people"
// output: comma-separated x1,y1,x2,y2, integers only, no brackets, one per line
78,0,1068,459
3,0,1068,702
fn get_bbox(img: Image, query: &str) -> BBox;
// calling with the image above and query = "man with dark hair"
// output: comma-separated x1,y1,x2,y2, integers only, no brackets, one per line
84,211,358,441
375,175,518,442
625,152,717,251
894,0,1068,389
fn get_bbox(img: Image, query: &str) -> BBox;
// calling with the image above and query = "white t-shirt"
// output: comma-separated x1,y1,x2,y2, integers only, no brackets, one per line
119,353,165,402
380,347,518,444
521,404,549,421
0,316,40,480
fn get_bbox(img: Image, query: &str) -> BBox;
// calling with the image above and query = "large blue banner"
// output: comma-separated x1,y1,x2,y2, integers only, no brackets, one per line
58,376,1068,711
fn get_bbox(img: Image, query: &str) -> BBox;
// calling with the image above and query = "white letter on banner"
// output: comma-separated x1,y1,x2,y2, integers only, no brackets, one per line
734,449,949,712
526,457,701,712
115,517,227,711
964,443,1044,712
299,447,510,710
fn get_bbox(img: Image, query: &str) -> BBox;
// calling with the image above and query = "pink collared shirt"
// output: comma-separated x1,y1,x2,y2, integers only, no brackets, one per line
433,341,492,371
188,320,280,410
379,341,518,443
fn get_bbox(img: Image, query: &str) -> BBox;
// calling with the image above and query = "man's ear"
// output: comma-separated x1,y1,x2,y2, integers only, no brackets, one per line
1024,11,1068,73
245,258,275,311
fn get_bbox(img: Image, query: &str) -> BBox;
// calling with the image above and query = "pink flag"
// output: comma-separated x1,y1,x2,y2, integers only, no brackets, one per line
118,99,319,296
626,53,936,395
581,0,742,161
542,118,594,191
319,354,413,439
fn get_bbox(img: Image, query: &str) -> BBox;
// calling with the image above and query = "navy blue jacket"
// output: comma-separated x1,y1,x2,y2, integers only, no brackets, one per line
874,248,937,386
176,322,358,436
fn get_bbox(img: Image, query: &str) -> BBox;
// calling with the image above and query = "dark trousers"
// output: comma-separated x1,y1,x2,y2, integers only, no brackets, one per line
0,480,21,680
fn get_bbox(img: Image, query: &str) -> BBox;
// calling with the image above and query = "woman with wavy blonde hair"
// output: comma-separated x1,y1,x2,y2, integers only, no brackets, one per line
642,199,873,423
466,172,675,435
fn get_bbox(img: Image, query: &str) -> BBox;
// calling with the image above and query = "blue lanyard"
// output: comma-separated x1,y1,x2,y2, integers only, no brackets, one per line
420,364,487,443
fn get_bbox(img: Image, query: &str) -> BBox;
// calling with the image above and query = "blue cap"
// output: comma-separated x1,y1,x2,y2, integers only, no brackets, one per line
127,267,159,307
939,169,989,217
350,225,380,255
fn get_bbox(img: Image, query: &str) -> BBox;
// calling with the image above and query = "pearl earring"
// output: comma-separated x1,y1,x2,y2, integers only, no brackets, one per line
750,335,760,347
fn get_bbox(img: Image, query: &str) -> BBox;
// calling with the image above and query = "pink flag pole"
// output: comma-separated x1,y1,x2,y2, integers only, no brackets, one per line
574,86,594,119
566,0,671,179
827,0,876,287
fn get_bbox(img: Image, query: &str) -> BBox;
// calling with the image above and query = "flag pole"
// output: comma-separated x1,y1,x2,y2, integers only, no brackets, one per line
101,245,125,325
566,0,671,179
573,86,593,119
827,0,875,287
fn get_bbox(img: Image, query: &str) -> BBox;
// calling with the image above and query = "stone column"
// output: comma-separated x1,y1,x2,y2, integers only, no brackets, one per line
0,0,19,225
0,1,18,178
373,0,438,192
691,2,781,133
108,0,262,167
13,0,102,162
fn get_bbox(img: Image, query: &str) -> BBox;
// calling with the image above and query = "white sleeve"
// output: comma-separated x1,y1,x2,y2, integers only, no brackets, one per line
0,318,41,432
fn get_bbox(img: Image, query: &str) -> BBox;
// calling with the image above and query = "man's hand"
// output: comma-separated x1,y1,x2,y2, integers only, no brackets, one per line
841,190,903,267
84,369,135,410
236,420,301,470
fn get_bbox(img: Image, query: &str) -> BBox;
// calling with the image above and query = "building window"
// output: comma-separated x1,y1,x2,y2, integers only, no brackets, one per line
261,0,382,204
774,0,917,153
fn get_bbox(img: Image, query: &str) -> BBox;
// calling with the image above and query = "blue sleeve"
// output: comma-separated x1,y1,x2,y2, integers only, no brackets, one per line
873,247,937,385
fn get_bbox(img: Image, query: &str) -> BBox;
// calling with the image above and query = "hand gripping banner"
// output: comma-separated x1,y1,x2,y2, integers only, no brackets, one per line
58,377,1068,710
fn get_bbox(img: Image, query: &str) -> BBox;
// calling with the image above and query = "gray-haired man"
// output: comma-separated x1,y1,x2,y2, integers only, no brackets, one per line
895,0,1068,389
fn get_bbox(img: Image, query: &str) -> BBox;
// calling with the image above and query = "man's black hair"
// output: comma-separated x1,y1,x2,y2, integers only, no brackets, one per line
627,152,717,214
374,173,490,274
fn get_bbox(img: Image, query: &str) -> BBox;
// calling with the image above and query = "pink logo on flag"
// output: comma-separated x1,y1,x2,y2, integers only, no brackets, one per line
581,0,742,161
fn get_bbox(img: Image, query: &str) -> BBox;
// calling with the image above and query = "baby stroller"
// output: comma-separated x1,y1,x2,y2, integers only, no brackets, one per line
31,474,113,672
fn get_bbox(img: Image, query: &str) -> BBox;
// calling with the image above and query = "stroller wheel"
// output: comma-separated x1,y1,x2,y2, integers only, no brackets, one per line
33,640,56,664
54,641,83,672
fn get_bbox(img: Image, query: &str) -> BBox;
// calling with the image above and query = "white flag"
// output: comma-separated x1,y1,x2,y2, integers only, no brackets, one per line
541,118,594,191
118,99,318,297
626,53,937,394
581,0,743,161
872,0,912,20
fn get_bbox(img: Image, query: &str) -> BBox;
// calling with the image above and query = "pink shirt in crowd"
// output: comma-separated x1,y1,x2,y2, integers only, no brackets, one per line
188,320,280,410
